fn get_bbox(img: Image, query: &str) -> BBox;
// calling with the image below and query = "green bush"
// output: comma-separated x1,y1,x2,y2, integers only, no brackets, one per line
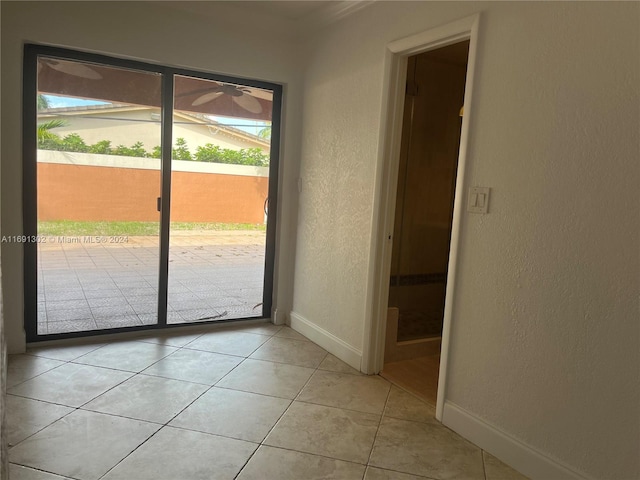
150,146,162,159
173,138,192,160
195,144,269,166
89,140,112,155
39,133,90,153
61,133,89,152
37,134,269,166
113,142,147,158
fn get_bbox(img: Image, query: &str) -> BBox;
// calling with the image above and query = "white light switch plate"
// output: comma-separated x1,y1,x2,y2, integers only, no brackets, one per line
468,187,490,214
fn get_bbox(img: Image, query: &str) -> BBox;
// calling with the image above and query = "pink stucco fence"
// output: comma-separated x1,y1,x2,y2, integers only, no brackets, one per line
37,151,269,224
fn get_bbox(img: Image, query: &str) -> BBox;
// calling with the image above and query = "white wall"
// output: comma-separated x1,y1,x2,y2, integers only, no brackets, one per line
292,2,639,479
0,1,303,351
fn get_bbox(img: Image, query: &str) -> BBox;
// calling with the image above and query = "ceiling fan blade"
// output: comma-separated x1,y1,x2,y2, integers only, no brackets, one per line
233,93,263,114
47,60,103,80
242,87,273,101
192,91,224,106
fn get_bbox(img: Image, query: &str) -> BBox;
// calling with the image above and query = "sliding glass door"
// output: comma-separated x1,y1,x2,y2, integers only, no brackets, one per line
33,56,163,336
23,45,281,341
167,76,274,324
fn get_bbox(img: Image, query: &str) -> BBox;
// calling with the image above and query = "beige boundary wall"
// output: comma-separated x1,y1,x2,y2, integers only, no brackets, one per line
37,150,269,224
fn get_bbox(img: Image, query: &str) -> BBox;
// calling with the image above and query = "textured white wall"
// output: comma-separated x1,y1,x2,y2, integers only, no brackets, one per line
441,5,638,479
293,2,639,479
0,1,303,352
293,8,384,349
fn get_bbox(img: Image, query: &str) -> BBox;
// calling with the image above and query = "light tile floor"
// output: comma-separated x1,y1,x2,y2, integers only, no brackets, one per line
7,323,529,480
37,231,266,335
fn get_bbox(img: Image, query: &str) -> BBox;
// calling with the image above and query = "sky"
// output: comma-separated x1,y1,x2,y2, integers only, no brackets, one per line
45,95,107,109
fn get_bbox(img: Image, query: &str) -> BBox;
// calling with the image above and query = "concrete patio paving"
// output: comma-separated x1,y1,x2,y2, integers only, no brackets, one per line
37,231,266,335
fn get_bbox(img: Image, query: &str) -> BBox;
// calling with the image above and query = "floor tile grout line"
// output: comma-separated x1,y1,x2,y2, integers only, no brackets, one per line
288,397,387,418
366,465,439,480
363,388,444,480
71,337,269,460
74,324,268,478
16,331,343,401
482,449,488,480
95,420,165,480
158,373,226,428
5,352,84,390
154,325,285,431
6,399,78,452
57,342,187,411
207,384,295,402
13,428,425,480
5,392,73,410
10,366,177,459
9,461,84,480
235,444,372,480
76,405,176,428
91,326,283,480
233,444,262,480
11,325,398,479
364,382,393,469
15,325,300,394
381,376,437,409
20,334,422,476
73,370,141,411
233,350,328,479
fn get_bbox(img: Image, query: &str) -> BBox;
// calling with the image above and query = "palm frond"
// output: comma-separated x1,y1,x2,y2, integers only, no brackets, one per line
37,120,67,142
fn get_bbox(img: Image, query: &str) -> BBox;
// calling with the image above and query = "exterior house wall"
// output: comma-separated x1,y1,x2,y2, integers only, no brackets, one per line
44,108,163,152
293,2,639,479
42,108,269,153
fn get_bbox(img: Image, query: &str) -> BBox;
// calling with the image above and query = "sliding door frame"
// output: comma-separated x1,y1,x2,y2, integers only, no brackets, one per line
23,44,282,342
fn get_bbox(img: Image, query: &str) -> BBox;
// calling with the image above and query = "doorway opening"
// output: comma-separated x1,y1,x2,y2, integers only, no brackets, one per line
23,45,282,341
380,41,469,405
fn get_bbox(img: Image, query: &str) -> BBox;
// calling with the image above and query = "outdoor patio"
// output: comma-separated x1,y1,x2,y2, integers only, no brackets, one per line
36,231,266,335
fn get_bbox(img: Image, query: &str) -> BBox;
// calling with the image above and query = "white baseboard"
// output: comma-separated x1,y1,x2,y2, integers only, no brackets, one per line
289,311,362,371
442,401,592,480
271,308,286,326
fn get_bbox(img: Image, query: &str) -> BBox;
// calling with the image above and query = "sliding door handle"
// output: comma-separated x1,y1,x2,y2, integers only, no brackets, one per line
157,197,161,212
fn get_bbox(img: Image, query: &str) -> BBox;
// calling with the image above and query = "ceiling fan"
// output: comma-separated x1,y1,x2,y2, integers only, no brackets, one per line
37,58,103,80
190,82,263,114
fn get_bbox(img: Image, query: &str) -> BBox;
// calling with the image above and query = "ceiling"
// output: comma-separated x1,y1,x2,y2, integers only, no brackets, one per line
236,1,330,20
36,1,375,120
164,1,373,37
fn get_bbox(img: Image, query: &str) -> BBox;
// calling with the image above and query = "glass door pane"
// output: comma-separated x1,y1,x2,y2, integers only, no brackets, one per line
36,56,162,335
168,75,274,324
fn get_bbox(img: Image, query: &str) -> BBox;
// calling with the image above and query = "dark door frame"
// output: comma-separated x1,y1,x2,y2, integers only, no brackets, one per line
23,44,282,342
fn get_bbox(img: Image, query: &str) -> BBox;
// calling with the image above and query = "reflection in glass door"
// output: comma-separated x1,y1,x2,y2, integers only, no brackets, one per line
168,75,274,324
34,56,162,335
24,45,281,341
